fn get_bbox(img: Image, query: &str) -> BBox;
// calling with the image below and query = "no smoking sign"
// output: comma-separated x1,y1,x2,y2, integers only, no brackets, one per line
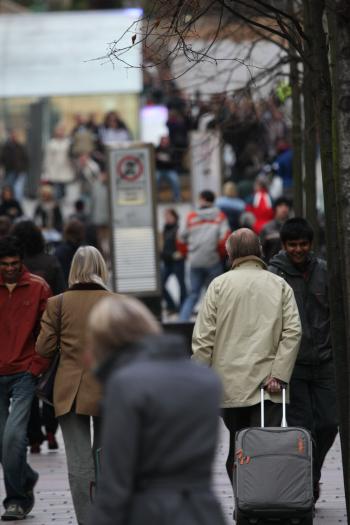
116,155,144,182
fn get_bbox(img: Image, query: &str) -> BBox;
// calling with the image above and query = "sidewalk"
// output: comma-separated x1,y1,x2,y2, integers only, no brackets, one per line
0,427,346,524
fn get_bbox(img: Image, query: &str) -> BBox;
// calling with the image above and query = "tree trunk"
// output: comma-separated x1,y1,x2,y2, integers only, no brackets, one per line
327,1,350,513
308,0,350,512
290,53,303,216
302,1,318,249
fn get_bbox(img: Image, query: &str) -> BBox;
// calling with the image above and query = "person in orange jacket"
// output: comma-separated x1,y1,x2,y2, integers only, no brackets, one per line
178,190,230,321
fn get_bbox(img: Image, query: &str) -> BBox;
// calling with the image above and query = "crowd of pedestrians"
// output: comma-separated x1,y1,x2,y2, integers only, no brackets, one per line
160,177,294,319
0,204,339,524
0,110,132,252
146,81,293,202
0,93,338,524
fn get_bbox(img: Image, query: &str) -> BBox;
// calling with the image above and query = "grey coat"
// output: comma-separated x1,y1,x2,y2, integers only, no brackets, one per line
88,334,226,525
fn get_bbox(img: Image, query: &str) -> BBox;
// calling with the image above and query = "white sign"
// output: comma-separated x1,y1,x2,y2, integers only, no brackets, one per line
0,9,142,98
108,144,160,295
190,131,223,202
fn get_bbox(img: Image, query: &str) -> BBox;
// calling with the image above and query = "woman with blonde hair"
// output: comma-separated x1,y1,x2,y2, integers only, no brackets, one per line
86,295,226,525
36,246,113,525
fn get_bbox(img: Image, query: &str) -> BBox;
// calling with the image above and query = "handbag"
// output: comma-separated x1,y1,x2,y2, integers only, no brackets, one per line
36,293,63,406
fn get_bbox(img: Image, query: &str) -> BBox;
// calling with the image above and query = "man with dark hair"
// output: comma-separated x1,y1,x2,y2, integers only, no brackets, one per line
178,190,230,321
193,228,301,482
0,236,51,520
260,196,292,263
269,218,338,502
11,221,64,453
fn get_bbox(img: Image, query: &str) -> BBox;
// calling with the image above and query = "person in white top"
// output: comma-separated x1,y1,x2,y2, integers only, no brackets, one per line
42,125,75,199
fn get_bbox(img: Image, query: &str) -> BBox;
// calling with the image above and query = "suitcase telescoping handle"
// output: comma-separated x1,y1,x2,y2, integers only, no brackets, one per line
260,384,287,428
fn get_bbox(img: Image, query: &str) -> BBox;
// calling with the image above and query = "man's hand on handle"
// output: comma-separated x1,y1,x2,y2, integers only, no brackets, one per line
264,376,285,394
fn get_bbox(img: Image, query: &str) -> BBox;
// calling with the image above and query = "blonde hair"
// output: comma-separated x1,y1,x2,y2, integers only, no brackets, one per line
88,295,161,362
68,246,109,289
39,184,54,200
223,181,238,198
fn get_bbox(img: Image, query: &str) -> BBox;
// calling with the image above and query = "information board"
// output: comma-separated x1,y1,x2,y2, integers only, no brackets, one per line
108,143,160,295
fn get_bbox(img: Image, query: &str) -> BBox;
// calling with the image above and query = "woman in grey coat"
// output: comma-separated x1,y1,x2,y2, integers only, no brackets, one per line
87,295,226,525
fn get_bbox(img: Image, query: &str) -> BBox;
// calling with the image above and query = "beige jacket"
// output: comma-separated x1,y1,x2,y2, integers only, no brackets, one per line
36,285,113,417
192,257,302,407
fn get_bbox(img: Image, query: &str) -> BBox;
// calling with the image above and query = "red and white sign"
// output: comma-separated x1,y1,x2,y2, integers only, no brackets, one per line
117,155,144,182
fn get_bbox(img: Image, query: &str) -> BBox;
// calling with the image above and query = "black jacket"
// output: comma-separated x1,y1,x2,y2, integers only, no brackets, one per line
0,199,23,221
55,242,79,285
269,251,331,365
34,204,63,232
89,334,225,525
0,139,29,174
161,223,178,263
24,253,65,295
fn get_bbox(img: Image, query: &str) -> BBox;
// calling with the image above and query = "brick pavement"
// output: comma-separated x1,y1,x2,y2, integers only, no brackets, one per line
0,426,346,524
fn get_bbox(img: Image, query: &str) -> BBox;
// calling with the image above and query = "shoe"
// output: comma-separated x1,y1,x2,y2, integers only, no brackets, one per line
1,504,26,521
25,472,39,515
47,432,59,450
30,443,41,454
313,481,321,503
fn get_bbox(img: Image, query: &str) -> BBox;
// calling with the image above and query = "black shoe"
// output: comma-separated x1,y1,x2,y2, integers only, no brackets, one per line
313,481,321,503
1,504,26,521
24,472,39,514
30,443,41,454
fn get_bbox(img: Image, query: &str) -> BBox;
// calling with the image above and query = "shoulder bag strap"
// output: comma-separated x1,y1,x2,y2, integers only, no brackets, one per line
56,293,64,346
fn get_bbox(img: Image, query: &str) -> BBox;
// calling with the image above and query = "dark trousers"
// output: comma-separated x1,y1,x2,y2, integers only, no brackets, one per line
161,260,187,311
28,397,58,445
222,402,282,483
287,361,338,486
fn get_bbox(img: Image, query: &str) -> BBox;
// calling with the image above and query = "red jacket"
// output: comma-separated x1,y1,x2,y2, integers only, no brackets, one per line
0,267,52,376
246,190,274,234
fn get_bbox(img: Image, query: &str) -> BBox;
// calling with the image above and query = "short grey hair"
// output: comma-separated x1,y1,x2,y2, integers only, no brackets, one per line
88,295,161,362
225,228,262,264
68,246,109,289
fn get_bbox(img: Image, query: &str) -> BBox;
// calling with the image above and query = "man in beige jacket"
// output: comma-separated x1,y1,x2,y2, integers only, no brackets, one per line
192,228,302,482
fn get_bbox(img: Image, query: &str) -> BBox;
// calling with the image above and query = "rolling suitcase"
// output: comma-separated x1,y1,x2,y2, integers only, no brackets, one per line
233,387,313,525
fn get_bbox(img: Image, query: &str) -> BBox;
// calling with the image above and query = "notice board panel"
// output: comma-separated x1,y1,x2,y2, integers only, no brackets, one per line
108,143,160,295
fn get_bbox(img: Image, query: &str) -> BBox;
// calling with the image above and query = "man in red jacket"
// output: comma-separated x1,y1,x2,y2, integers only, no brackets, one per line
0,236,51,521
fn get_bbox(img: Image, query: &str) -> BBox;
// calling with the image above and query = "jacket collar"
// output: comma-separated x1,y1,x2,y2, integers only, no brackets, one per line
269,251,316,277
0,265,31,287
232,256,267,270
68,282,108,291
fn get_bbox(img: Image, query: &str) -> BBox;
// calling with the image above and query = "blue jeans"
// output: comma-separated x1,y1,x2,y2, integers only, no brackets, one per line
157,169,181,202
179,262,223,321
0,372,38,509
4,172,27,202
161,260,187,311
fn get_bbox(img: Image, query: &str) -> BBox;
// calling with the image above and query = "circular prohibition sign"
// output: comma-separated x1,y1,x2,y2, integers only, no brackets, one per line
116,155,144,182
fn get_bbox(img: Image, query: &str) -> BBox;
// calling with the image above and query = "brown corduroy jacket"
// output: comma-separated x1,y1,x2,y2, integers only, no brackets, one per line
36,283,113,417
